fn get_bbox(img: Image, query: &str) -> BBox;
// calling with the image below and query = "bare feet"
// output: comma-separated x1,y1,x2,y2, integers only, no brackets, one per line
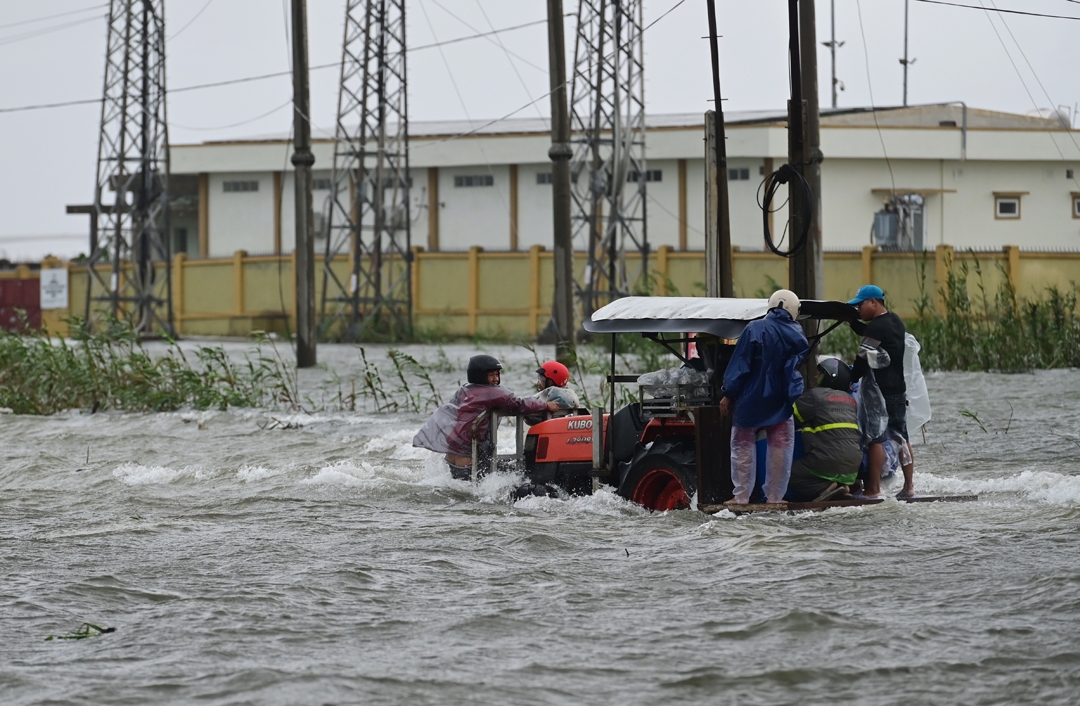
723,498,747,505
896,486,916,499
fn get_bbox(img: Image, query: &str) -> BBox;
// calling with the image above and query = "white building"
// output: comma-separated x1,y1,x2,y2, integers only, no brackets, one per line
168,104,1080,259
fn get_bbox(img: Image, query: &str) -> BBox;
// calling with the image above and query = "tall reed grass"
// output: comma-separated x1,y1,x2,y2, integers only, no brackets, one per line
908,259,1080,371
820,256,1080,372
0,321,295,415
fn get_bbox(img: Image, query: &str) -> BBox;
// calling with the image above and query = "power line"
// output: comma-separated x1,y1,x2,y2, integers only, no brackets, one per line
426,0,547,72
0,18,561,115
169,99,292,131
0,3,107,31
982,1,1080,189
0,14,106,48
913,0,1080,20
854,0,896,193
168,0,217,41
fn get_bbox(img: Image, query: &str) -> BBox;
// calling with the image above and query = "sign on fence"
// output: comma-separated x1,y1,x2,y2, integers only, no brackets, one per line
40,268,68,310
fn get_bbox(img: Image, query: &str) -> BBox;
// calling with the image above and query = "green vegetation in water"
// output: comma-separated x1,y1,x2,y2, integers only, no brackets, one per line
823,254,1080,373
45,623,115,641
0,320,297,415
907,258,1080,372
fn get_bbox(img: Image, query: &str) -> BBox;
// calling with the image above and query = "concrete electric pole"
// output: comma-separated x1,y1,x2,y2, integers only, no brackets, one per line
822,0,844,109
291,0,317,367
704,0,733,298
900,0,915,107
547,0,576,365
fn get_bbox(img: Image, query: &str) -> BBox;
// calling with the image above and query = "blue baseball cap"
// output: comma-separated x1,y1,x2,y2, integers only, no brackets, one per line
847,284,884,306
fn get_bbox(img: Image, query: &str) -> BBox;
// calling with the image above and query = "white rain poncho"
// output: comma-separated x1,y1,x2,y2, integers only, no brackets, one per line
904,333,932,434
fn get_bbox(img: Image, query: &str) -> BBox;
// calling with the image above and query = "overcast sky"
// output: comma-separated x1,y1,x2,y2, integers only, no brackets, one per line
0,0,1076,260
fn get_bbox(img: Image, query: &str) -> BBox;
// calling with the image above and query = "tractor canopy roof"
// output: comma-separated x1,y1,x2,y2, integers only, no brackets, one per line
583,296,855,339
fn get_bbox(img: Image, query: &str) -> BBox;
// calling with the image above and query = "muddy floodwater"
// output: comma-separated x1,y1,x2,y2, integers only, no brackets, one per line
3,342,1080,705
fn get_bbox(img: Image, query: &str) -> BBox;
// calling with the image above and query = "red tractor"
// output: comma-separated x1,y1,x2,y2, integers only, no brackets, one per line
512,296,868,511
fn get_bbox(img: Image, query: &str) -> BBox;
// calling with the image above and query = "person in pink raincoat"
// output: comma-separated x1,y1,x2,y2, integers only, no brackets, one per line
413,354,557,479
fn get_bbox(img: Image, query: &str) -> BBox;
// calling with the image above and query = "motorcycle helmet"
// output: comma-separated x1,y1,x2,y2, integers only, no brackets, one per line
467,354,503,384
817,357,853,391
768,289,800,319
536,361,571,388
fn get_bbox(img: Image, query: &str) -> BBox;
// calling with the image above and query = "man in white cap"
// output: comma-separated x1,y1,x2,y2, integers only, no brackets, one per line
720,290,809,505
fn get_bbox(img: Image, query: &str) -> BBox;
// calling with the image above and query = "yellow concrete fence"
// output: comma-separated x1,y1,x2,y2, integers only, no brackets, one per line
24,245,1080,339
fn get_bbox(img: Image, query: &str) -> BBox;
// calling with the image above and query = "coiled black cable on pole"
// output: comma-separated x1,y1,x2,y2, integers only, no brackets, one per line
760,163,812,258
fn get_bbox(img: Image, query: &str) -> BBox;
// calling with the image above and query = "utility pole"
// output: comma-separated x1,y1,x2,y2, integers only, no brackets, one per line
291,0,316,367
795,0,823,301
704,0,732,298
547,0,575,364
822,0,844,109
788,0,824,386
786,0,806,299
900,0,915,107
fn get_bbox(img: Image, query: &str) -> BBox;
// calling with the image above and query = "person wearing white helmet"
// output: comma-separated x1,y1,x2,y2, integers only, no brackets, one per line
720,289,809,505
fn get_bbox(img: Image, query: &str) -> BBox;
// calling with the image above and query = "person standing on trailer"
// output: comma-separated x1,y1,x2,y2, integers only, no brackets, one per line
846,284,916,499
413,354,557,480
720,290,810,505
786,358,862,502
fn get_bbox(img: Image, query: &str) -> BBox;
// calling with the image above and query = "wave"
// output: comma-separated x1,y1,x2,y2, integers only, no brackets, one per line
918,468,1080,505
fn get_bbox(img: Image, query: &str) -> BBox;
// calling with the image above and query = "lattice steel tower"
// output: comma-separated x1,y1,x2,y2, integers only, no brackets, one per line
569,0,648,315
320,0,411,340
86,0,173,335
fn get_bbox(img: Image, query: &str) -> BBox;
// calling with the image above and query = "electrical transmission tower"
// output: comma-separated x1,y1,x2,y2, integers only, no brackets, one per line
569,0,648,316
86,0,173,335
320,0,411,340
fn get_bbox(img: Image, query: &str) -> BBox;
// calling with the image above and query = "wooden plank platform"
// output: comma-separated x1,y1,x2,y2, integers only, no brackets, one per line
700,495,977,515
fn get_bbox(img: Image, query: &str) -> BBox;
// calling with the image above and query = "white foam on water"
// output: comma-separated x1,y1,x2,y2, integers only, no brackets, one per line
301,457,438,489
301,466,366,487
919,469,1080,505
360,428,424,459
235,465,280,482
112,463,213,485
512,485,643,517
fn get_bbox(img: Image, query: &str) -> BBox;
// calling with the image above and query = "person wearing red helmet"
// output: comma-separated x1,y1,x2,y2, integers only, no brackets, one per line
526,361,581,425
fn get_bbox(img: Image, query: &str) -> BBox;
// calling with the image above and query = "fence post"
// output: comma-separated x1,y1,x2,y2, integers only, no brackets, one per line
172,252,186,335
1003,244,1020,295
657,245,671,296
411,246,422,330
860,245,877,286
233,250,247,316
935,244,954,316
468,246,481,336
528,244,543,338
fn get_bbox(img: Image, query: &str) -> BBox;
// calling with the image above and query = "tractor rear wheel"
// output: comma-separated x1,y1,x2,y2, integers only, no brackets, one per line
619,454,696,511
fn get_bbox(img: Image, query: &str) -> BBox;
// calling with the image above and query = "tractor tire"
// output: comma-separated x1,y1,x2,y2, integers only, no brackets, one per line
618,452,697,511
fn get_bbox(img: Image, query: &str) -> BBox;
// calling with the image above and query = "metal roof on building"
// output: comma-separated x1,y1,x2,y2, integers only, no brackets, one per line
188,105,1069,147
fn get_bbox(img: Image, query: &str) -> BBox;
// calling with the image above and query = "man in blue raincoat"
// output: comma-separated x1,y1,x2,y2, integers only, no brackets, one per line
720,290,809,505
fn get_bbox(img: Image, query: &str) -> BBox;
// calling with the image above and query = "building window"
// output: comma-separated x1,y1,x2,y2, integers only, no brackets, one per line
728,167,751,181
994,195,1021,219
313,178,332,191
223,180,259,193
628,169,661,183
454,174,493,187
537,171,578,185
1073,193,1080,219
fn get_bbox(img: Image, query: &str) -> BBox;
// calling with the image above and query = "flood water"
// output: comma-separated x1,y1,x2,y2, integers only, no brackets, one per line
3,342,1079,705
